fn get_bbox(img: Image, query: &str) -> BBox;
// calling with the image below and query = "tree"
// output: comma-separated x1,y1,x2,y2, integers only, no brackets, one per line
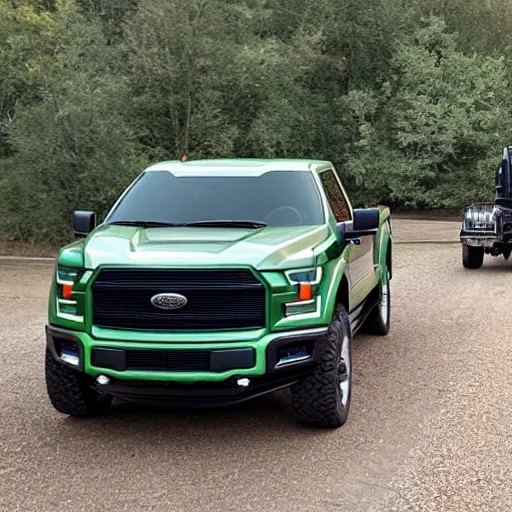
341,17,511,208
0,6,145,243
123,0,240,160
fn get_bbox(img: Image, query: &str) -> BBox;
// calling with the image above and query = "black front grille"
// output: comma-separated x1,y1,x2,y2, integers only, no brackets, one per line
91,268,266,331
126,349,210,371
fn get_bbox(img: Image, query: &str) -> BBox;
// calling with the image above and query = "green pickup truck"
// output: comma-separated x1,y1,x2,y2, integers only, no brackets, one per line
45,159,392,428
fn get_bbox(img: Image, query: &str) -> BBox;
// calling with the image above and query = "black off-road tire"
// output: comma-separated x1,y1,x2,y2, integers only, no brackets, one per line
45,348,112,417
462,245,484,269
290,304,352,428
363,270,390,336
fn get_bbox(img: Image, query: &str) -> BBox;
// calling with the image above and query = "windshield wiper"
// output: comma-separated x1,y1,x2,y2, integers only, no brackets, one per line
107,220,185,227
183,220,267,229
107,219,267,229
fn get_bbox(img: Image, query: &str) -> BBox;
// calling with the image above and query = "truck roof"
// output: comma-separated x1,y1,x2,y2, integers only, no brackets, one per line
143,158,333,177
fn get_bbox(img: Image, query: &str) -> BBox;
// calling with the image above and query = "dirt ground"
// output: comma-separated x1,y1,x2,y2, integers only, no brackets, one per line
390,217,460,242
1,219,511,512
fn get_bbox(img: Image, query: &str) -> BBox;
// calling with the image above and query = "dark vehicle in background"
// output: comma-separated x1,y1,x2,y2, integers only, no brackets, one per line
460,146,512,268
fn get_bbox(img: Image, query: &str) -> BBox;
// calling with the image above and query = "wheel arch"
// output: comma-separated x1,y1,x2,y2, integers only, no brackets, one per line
335,274,350,312
375,219,392,280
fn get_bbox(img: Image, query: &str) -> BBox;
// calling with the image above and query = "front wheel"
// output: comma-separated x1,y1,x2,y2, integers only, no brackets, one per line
462,245,484,269
45,348,112,417
290,304,352,428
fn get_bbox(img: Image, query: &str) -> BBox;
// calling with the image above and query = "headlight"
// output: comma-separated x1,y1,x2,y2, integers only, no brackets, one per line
284,266,323,317
285,266,323,285
56,266,84,321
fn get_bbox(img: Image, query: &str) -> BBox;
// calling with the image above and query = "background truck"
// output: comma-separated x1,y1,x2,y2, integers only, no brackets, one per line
45,159,393,428
460,146,512,268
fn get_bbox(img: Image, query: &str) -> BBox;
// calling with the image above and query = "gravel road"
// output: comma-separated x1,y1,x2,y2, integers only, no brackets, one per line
1,220,511,512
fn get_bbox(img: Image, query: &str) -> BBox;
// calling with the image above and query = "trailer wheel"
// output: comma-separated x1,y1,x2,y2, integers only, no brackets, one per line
462,245,484,269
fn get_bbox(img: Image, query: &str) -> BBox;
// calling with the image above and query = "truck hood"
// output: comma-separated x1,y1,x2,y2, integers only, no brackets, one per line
69,224,331,271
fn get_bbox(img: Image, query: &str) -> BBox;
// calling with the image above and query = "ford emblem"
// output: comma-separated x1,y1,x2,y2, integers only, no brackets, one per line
150,293,188,311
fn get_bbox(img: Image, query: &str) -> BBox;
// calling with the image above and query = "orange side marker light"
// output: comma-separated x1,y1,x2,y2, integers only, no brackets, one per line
299,283,313,301
63,283,73,299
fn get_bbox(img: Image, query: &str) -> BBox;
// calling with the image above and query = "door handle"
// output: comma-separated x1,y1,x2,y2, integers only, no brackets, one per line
349,238,361,245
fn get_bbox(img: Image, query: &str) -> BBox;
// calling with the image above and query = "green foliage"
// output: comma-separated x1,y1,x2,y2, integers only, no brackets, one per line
0,5,145,243
0,0,71,158
1,0,512,244
341,16,511,208
123,0,241,160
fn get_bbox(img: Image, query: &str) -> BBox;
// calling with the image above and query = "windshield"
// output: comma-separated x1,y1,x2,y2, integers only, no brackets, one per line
106,170,325,227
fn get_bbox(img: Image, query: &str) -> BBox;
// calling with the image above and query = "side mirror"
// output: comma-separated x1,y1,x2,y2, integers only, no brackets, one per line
353,208,380,232
336,208,380,241
73,210,96,238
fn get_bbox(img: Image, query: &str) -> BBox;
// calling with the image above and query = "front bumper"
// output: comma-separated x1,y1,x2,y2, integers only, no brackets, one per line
46,325,329,405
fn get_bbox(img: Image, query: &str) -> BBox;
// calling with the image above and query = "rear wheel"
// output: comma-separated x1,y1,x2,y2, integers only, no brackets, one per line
462,245,484,269
45,348,112,417
290,304,352,428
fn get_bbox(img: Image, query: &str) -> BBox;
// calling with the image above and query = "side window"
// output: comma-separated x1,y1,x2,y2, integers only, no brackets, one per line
319,169,351,222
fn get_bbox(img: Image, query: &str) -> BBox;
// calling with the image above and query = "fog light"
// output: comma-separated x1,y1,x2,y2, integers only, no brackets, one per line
96,375,110,386
276,345,311,367
60,344,80,367
237,378,250,388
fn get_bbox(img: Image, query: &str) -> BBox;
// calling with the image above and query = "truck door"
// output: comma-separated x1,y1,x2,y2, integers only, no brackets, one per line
318,168,377,311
